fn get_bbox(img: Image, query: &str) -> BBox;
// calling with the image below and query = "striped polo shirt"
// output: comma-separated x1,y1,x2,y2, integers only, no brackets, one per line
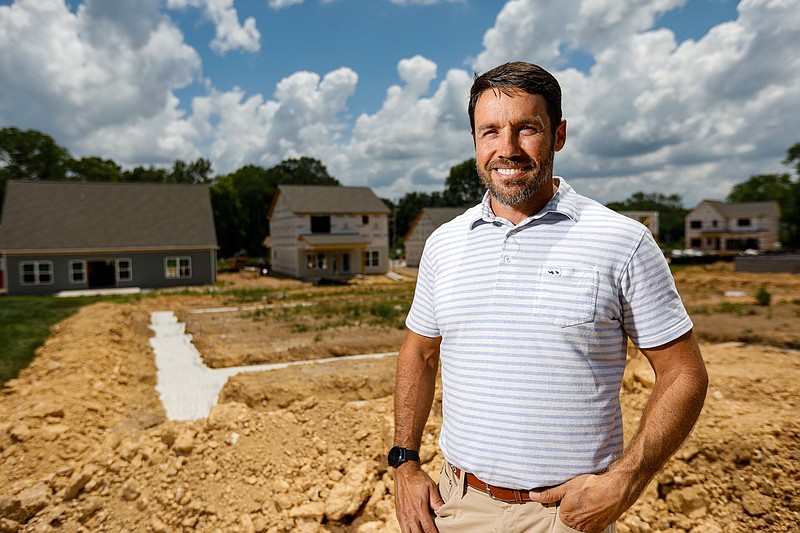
406,178,693,489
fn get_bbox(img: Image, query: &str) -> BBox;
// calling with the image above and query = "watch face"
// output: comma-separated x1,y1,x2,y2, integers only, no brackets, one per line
388,446,402,467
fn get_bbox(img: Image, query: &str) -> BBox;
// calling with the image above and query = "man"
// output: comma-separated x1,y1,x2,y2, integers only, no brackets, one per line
390,62,708,533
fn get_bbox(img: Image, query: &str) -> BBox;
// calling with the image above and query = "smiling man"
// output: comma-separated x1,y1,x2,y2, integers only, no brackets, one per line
390,62,708,533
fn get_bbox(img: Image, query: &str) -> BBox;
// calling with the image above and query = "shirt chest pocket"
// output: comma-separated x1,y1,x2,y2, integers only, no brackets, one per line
534,266,599,328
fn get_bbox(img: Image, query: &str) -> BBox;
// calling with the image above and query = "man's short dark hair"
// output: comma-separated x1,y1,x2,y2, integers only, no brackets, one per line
468,62,562,136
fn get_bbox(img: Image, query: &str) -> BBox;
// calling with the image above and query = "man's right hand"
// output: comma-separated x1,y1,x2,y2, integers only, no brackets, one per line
394,461,443,533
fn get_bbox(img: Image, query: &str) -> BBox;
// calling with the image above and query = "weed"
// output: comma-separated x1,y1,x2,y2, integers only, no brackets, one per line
755,286,772,306
715,302,755,317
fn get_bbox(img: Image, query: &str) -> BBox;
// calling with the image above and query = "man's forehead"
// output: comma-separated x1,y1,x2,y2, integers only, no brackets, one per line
474,89,549,122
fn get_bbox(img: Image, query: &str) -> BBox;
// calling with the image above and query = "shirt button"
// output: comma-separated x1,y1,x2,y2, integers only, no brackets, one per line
503,255,511,264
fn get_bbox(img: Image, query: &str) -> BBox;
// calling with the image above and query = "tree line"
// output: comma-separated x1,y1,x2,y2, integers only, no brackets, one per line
1,127,798,257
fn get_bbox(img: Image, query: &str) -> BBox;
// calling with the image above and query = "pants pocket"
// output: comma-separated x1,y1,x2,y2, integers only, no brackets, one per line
435,463,458,518
555,511,584,533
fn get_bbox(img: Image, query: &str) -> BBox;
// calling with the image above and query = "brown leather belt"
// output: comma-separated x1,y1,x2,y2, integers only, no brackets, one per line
454,467,553,504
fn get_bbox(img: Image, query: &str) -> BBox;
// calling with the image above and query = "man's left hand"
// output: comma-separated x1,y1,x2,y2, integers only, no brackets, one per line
529,472,633,533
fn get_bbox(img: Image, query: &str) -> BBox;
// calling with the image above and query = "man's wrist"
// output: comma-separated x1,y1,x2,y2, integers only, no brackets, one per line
388,446,420,468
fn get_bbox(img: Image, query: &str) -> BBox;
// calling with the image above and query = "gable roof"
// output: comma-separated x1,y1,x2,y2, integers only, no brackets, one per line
698,200,781,219
270,185,390,217
423,207,468,227
0,180,217,253
403,207,467,243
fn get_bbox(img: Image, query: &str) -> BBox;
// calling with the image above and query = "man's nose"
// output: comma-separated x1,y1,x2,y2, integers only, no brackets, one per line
497,130,522,158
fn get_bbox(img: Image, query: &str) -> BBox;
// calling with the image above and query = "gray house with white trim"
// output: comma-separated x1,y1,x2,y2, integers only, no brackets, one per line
0,180,218,295
266,185,390,281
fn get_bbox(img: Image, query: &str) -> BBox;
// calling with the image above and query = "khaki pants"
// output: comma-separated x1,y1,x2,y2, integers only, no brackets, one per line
434,463,616,533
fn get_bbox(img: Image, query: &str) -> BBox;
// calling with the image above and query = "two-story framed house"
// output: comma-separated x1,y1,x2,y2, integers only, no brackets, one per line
403,207,468,267
685,200,781,255
266,185,390,281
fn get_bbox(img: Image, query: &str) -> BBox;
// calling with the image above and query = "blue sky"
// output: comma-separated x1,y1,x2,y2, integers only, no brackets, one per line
1,0,797,207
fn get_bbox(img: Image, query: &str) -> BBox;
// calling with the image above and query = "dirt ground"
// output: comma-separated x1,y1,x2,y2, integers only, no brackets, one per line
0,263,799,532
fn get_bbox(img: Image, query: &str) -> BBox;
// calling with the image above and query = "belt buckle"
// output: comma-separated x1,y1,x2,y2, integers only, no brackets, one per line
485,485,521,504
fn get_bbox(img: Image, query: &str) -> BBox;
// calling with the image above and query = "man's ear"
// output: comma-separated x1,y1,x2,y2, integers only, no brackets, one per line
554,119,567,152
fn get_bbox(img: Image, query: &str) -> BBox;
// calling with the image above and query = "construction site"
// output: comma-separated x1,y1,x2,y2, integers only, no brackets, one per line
0,263,799,532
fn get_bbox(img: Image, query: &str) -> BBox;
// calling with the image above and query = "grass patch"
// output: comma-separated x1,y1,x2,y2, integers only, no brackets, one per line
0,295,135,387
249,288,413,332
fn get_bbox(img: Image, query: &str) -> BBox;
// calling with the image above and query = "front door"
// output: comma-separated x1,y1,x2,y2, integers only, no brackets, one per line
87,260,116,289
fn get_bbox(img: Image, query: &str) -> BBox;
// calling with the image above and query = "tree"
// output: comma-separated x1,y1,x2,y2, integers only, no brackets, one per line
121,165,169,183
265,156,340,187
0,127,72,214
606,192,688,248
209,174,246,258
443,158,483,207
169,158,213,184
69,156,123,182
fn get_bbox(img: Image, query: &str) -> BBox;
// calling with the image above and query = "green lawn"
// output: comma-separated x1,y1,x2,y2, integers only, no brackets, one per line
0,295,119,387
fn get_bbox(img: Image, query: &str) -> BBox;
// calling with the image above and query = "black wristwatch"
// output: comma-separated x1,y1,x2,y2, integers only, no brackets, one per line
388,446,420,467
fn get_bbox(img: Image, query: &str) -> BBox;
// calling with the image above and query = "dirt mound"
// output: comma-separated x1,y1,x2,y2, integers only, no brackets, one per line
1,268,799,532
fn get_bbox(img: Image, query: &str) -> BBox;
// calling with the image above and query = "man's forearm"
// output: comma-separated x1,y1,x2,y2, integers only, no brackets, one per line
611,330,708,500
393,330,441,450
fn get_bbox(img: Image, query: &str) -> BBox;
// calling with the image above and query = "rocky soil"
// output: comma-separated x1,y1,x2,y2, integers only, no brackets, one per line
1,264,799,532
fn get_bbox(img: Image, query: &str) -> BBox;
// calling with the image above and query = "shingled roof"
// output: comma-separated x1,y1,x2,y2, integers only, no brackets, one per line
703,200,781,219
0,180,217,253
271,185,390,216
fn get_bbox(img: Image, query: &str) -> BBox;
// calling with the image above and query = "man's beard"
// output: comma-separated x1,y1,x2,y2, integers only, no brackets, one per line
478,149,555,207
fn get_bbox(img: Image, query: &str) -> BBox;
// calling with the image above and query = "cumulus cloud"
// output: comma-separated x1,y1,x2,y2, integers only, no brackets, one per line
471,0,800,207
190,67,359,172
1,0,798,208
167,0,260,53
268,0,304,9
0,0,202,165
389,0,465,5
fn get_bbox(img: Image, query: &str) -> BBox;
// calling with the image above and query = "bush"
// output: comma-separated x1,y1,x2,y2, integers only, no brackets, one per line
755,286,772,306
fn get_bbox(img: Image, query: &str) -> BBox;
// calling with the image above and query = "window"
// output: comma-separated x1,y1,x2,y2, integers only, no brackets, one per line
306,253,327,270
20,261,53,285
690,238,701,248
69,260,86,283
690,220,702,229
117,259,132,282
737,218,752,227
712,220,718,228
362,215,369,225
310,216,331,233
165,257,192,279
365,250,380,268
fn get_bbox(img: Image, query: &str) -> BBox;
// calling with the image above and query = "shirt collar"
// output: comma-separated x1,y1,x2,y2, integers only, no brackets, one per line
469,177,580,230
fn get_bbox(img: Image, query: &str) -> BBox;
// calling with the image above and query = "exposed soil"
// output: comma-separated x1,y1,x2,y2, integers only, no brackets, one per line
0,264,799,532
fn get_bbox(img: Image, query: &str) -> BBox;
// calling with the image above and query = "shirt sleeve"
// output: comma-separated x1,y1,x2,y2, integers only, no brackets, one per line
620,230,693,349
405,238,441,338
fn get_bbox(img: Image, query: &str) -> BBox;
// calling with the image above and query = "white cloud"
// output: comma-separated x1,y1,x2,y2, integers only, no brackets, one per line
474,0,686,72
0,0,202,165
191,67,359,172
389,0,465,5
268,0,304,9
167,0,260,53
1,0,798,210
471,0,800,207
